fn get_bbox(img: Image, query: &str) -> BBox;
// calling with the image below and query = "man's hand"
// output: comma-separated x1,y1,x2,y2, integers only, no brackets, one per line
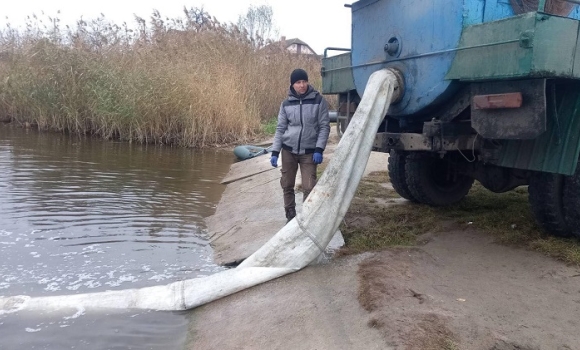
270,155,278,167
313,152,323,164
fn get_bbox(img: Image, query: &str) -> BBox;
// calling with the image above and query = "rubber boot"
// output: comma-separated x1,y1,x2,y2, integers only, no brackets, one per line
285,207,296,223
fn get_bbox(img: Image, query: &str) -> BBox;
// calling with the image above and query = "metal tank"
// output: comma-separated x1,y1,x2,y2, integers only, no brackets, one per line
322,0,580,238
330,0,580,117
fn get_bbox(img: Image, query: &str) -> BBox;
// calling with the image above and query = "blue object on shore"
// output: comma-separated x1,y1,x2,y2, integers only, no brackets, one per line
233,145,270,160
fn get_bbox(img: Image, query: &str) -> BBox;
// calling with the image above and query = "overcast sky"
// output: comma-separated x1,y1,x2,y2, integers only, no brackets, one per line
1,0,352,55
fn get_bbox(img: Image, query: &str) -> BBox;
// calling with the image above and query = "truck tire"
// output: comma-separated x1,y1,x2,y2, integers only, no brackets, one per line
528,172,571,237
387,151,416,201
404,153,474,206
563,167,580,237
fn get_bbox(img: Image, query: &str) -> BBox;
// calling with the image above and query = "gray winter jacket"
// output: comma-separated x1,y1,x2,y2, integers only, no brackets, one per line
271,85,330,157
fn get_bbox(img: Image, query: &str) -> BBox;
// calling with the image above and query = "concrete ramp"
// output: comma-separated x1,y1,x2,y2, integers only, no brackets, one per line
207,165,288,265
220,154,273,185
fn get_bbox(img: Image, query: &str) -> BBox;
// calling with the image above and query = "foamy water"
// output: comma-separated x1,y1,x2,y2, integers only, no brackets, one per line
0,123,232,349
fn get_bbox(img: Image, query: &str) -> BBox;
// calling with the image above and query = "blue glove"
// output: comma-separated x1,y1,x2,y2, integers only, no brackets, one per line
270,155,278,168
313,152,323,164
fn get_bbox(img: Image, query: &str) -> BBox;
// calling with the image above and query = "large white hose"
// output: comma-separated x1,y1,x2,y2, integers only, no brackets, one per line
0,68,400,314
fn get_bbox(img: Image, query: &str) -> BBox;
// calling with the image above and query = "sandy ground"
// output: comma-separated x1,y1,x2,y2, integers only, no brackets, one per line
189,227,580,349
356,227,580,350
189,130,580,350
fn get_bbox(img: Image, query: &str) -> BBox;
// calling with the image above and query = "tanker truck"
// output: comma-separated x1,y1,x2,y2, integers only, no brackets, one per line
321,0,580,237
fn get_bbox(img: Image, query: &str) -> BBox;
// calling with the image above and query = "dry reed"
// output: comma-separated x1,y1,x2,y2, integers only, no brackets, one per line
0,8,322,147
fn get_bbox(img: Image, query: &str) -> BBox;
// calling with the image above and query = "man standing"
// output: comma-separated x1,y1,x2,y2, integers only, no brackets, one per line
270,68,331,222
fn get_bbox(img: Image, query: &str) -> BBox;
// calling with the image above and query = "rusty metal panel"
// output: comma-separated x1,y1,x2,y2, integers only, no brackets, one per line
376,132,481,153
490,81,580,175
471,79,547,139
374,133,432,151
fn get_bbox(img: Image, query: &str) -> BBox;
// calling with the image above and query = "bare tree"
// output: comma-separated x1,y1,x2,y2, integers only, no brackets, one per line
237,5,278,48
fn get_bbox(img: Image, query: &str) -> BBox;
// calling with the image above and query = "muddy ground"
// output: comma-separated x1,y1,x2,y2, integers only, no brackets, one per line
188,129,580,350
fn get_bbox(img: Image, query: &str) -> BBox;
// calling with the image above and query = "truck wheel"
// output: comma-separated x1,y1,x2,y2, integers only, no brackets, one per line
404,153,474,206
528,172,571,237
387,151,416,201
563,167,580,237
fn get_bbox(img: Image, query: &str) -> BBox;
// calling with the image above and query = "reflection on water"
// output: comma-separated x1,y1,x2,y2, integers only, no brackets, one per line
2,309,190,350
0,123,234,349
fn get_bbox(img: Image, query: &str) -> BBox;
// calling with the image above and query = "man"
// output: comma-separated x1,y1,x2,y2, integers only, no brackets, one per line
270,68,330,222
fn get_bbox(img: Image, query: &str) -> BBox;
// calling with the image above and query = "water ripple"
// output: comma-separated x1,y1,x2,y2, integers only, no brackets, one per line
0,124,232,297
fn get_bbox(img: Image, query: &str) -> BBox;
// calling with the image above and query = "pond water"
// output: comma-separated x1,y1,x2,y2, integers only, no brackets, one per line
0,123,234,349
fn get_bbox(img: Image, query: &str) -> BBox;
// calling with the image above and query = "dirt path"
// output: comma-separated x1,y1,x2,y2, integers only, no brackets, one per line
358,227,580,350
188,224,580,349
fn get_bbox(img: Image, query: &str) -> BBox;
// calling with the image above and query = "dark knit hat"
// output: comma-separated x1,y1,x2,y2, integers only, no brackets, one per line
290,69,308,85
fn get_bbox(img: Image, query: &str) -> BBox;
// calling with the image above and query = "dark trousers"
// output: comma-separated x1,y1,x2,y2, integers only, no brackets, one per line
280,148,317,210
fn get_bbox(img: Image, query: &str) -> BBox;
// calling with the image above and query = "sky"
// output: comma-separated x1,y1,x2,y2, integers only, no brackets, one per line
1,0,352,55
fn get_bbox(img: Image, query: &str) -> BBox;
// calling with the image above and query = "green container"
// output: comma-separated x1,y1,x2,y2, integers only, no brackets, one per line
321,52,356,94
447,12,580,81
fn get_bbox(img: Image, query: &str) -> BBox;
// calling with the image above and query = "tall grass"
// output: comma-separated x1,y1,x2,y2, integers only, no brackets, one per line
0,8,322,147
